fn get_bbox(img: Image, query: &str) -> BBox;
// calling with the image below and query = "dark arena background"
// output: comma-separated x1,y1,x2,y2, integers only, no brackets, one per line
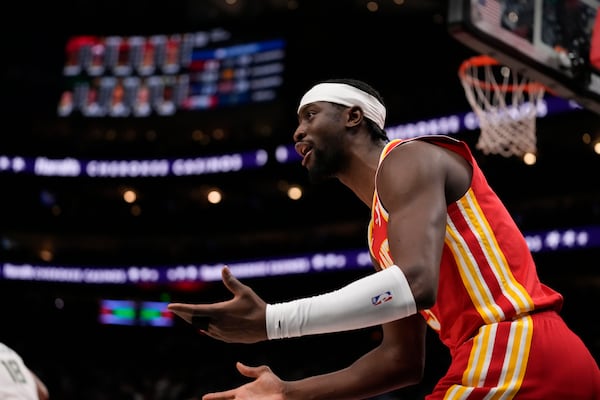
1,1,599,398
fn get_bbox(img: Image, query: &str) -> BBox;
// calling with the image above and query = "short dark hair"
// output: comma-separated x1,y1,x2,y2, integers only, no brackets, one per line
317,78,389,143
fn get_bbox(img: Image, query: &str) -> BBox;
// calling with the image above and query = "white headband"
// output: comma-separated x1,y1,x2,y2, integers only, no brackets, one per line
297,83,386,129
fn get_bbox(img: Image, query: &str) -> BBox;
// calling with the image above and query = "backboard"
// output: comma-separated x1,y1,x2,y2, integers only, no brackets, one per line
448,0,600,114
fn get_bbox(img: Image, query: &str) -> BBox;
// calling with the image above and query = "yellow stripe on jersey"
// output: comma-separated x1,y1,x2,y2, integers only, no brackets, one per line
487,316,533,399
446,189,534,324
444,383,473,399
378,239,394,268
459,190,534,314
446,316,533,399
463,323,497,387
446,217,504,324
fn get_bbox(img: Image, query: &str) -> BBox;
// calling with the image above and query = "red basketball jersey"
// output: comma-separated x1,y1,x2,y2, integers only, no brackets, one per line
368,136,563,351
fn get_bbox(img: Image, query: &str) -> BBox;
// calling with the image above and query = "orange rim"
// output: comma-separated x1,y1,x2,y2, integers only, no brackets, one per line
459,55,547,93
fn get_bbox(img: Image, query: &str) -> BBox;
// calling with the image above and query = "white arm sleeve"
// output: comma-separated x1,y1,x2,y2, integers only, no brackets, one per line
265,265,417,340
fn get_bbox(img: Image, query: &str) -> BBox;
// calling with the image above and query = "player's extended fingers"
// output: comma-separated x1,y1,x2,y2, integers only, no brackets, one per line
166,303,193,322
202,391,236,400
167,303,213,324
235,362,271,378
221,266,248,296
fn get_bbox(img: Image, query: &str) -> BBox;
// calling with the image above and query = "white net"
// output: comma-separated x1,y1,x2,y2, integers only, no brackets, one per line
458,55,546,158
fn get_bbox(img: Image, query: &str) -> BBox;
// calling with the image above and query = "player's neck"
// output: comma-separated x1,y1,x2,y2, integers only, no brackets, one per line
337,141,384,207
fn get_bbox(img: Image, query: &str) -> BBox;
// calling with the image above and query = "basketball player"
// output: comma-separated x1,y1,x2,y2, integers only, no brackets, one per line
169,79,600,399
0,342,50,400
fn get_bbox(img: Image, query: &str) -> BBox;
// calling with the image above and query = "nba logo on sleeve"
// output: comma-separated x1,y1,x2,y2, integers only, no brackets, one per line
372,291,393,305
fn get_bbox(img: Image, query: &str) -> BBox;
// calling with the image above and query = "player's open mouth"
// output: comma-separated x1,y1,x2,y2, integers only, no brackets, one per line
295,142,313,166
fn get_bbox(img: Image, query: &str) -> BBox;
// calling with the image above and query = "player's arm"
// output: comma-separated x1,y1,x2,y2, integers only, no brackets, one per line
377,140,471,309
169,261,420,342
203,315,427,400
168,258,418,343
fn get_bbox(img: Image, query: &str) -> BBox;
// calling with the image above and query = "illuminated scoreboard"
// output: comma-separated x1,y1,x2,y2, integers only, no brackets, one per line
57,28,285,117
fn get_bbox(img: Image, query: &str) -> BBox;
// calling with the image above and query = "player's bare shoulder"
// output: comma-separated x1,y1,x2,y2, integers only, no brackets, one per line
395,138,472,203
378,139,446,183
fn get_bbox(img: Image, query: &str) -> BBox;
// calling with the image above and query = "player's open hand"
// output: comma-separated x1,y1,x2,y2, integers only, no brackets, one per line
202,362,287,400
168,266,268,343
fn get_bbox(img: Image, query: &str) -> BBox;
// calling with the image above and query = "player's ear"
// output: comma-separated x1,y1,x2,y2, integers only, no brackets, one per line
346,106,364,128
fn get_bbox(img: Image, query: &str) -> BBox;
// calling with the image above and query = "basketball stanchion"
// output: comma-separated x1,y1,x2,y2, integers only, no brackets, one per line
458,55,547,158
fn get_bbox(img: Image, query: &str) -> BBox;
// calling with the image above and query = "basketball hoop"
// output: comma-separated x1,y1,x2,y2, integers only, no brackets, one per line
458,55,546,158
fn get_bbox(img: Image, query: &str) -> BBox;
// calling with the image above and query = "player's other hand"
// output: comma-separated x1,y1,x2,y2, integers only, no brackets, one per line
168,266,268,343
202,362,286,400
